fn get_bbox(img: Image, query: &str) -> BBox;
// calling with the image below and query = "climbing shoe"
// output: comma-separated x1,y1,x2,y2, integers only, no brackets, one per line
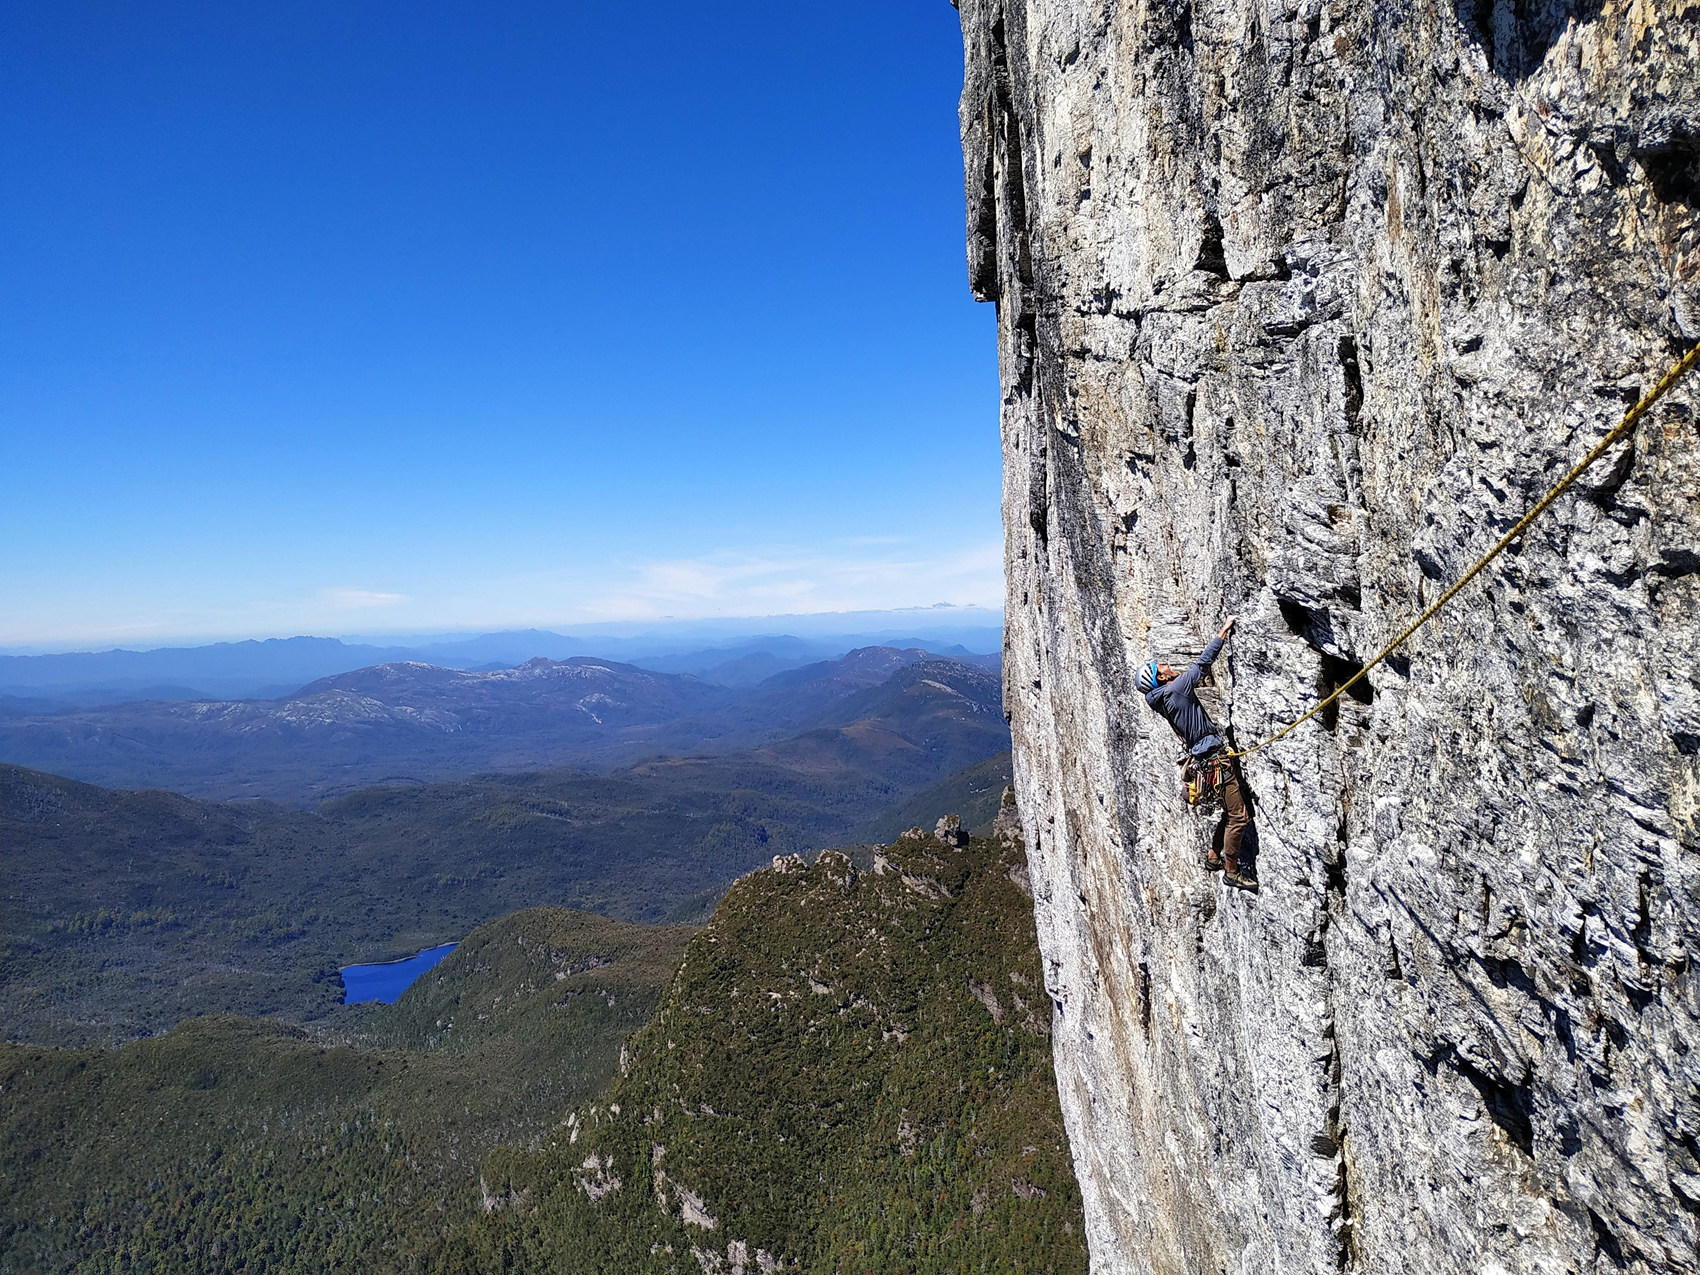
1204,851,1223,872
1224,871,1259,893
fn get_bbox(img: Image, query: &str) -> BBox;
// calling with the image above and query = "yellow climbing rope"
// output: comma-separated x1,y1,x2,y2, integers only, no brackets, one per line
1228,340,1700,760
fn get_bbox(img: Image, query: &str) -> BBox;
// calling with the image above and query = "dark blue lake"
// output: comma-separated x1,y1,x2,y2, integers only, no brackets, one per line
341,942,457,1004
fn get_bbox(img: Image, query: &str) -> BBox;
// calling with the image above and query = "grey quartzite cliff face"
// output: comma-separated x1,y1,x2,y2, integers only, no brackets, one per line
955,0,1700,1272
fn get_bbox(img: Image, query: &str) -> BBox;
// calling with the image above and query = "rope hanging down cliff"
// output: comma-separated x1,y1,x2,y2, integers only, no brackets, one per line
1227,340,1700,760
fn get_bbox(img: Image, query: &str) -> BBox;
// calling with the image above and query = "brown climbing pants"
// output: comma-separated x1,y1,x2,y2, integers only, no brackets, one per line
1220,765,1249,873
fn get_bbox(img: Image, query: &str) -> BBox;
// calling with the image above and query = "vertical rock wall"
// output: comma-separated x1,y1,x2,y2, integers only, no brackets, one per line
954,0,1700,1271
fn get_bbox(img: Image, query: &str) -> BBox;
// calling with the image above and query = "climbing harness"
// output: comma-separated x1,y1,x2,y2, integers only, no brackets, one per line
1227,341,1700,759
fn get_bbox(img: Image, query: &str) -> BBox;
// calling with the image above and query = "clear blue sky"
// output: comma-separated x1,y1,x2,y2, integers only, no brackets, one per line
1,2,999,650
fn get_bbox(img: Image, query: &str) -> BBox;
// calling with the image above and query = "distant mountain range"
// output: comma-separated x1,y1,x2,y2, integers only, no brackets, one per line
1,616,1046,1272
0,648,1004,803
3,658,1010,1044
0,621,1002,704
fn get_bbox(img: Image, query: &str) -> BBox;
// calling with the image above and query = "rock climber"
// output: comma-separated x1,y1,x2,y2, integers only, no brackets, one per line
1135,615,1255,891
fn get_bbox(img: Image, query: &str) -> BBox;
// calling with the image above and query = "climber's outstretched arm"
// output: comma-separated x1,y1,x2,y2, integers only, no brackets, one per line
1169,615,1236,696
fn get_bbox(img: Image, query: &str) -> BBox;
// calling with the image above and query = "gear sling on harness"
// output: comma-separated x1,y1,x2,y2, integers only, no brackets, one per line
1184,752,1230,813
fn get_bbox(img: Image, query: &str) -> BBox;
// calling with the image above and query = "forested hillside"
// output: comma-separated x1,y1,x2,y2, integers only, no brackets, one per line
449,824,1086,1274
1,824,1084,1275
0,908,692,1274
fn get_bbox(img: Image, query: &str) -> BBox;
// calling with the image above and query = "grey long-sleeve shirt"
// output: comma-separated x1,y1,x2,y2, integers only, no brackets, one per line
1144,635,1226,755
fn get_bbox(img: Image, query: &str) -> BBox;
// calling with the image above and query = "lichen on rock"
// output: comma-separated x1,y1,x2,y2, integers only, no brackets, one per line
954,0,1700,1271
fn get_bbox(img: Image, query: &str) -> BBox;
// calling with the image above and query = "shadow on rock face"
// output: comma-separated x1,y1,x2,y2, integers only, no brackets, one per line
1453,0,1605,83
1636,127,1700,210
1235,814,1261,882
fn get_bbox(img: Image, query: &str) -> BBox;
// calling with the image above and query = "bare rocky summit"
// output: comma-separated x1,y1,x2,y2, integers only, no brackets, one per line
954,0,1699,1272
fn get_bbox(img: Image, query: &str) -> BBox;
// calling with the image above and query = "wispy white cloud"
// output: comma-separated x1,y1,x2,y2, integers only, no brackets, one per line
322,588,410,609
0,540,1002,649
834,534,907,547
571,540,1003,623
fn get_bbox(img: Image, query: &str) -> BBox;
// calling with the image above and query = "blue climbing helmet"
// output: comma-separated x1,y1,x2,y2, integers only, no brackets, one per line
1136,660,1161,694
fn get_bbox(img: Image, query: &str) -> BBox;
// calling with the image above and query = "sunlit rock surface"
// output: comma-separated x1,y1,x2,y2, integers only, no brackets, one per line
954,0,1700,1271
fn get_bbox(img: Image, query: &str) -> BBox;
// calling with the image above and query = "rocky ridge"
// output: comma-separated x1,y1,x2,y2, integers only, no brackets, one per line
450,819,1086,1273
955,1,1700,1273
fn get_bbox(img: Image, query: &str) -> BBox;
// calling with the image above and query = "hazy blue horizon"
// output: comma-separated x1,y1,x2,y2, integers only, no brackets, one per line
0,604,1004,659
3,3,999,649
